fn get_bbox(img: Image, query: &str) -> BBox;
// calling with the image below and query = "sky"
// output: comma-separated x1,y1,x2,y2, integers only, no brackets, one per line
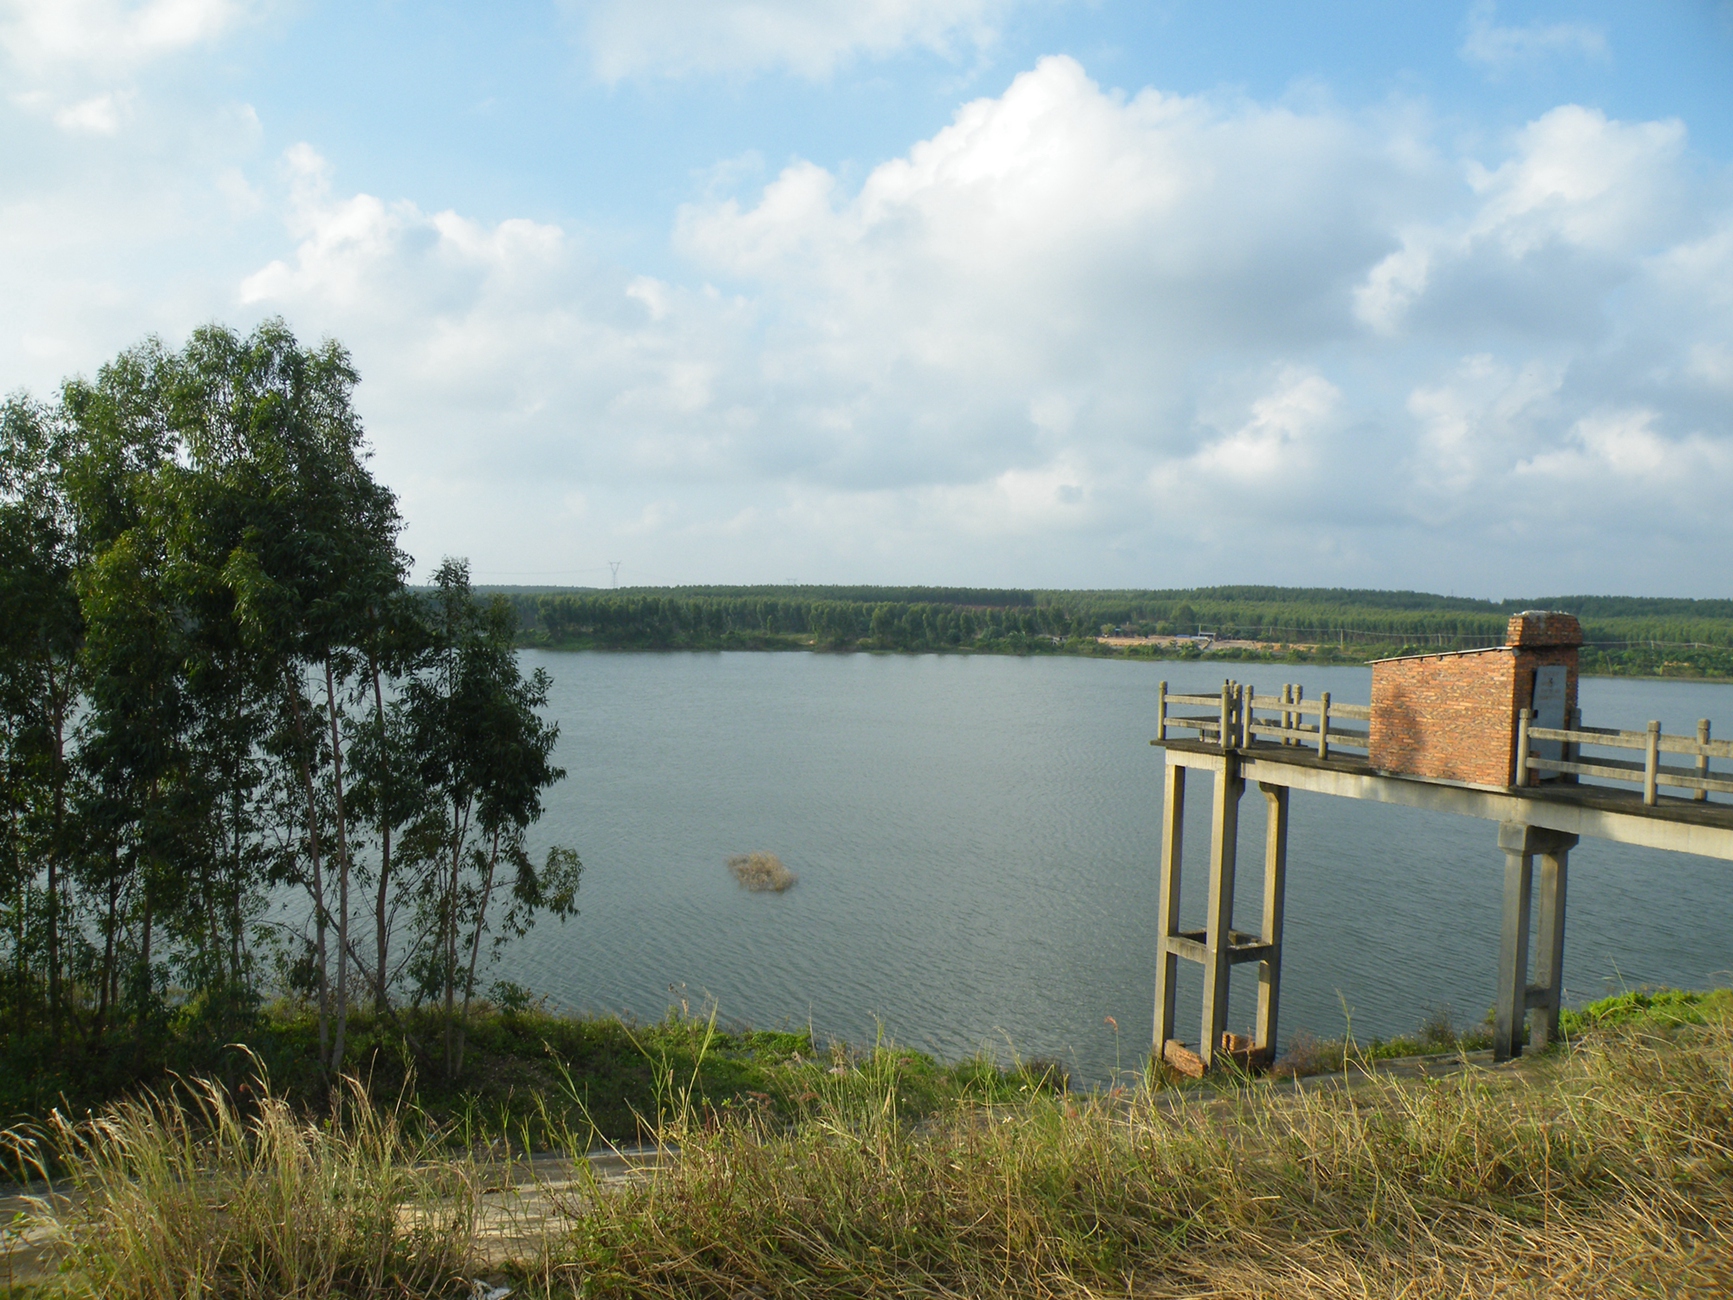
2,1,1731,596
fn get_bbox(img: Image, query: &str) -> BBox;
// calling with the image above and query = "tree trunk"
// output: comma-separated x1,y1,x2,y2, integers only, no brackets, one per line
455,826,500,1079
95,861,119,1041
8,766,26,1038
136,892,152,1030
286,669,329,1070
442,799,469,1081
369,653,393,1013
46,669,66,1046
325,658,353,1075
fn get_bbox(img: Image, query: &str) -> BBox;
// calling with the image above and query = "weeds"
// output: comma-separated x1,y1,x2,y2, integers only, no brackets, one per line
8,996,1732,1298
551,1003,1733,1298
727,852,797,892
5,1068,477,1299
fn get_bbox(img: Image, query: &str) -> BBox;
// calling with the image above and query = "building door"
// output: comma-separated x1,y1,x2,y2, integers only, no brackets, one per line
1532,664,1569,772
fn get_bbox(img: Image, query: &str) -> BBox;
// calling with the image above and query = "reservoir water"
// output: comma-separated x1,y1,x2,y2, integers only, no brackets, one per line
506,650,1733,1084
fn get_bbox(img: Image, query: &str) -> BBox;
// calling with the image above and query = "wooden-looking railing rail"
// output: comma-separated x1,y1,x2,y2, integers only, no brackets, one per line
1157,681,1371,760
1518,710,1725,806
1159,683,1726,808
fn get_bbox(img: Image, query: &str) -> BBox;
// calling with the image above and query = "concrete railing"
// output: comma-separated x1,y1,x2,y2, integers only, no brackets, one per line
1245,685,1370,760
1519,711,1731,806
1157,681,1371,759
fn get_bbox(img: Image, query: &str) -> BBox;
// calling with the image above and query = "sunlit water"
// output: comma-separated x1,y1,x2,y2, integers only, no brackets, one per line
500,651,1733,1084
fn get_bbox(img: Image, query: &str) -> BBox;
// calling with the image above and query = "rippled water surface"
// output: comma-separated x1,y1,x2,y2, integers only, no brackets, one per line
504,651,1733,1083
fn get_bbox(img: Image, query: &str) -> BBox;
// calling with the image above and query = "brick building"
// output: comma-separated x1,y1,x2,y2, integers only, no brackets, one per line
1367,611,1583,787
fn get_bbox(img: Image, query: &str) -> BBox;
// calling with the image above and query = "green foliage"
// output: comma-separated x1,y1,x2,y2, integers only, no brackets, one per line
501,583,1733,674
1560,986,1733,1036
0,322,578,1102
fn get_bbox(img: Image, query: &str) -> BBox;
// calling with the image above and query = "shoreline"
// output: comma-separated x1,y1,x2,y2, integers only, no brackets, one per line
516,636,1733,684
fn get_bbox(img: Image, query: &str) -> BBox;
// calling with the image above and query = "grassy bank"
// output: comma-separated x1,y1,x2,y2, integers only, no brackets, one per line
1,999,1066,1155
6,990,1730,1297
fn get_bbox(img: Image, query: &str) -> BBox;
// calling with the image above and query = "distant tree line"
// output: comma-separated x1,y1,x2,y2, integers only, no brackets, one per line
510,592,1088,652
505,585,1733,671
1,321,577,1088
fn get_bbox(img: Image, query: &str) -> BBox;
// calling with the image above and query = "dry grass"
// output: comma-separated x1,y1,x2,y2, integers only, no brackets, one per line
4,1071,478,1299
728,851,797,892
546,1009,1733,1298
8,1006,1732,1298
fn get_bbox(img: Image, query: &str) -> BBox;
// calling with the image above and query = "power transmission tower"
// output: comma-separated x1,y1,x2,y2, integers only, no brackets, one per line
608,561,621,588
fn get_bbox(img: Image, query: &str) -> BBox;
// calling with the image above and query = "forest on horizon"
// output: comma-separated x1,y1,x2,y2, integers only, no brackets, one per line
495,584,1733,678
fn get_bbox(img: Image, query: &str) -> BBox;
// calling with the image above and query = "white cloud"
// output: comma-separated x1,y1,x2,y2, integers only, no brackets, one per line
223,59,1733,589
1,0,260,134
1405,354,1564,500
1182,368,1343,488
1517,409,1733,519
674,56,1411,494
1460,0,1607,72
52,92,127,133
0,0,249,71
567,0,1008,81
1356,106,1687,335
6,43,1731,592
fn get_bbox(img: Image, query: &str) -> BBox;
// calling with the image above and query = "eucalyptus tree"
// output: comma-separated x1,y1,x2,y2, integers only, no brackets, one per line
59,344,198,1044
406,559,578,1080
184,320,408,1073
0,397,84,1039
1,321,579,1086
343,587,431,1013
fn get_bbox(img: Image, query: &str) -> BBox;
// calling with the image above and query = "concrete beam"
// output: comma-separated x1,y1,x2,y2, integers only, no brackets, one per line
1228,752,1733,861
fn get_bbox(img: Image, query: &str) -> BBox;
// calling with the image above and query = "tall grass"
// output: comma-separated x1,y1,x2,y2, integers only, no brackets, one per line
8,1005,1732,1298
5,1070,477,1299
553,1009,1733,1298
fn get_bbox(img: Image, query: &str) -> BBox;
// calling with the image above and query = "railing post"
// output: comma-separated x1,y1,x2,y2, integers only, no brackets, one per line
1238,683,1250,747
1565,707,1581,784
1292,684,1303,747
1644,720,1661,806
1219,681,1232,753
1696,719,1710,802
1317,691,1331,760
1157,681,1168,743
1281,683,1292,744
1515,707,1531,788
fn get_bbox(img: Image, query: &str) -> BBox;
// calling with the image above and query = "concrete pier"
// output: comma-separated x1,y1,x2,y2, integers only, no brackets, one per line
1154,683,1733,1069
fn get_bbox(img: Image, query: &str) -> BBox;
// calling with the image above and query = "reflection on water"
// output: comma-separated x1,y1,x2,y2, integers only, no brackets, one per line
503,650,1733,1084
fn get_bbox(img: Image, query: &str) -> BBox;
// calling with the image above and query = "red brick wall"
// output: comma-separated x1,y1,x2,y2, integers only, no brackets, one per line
1370,650,1517,786
1368,647,1579,786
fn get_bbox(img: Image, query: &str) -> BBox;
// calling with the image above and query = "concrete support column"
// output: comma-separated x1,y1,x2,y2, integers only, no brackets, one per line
1495,821,1578,1061
1153,759,1186,1052
1254,782,1289,1061
1200,759,1243,1068
1531,836,1576,1049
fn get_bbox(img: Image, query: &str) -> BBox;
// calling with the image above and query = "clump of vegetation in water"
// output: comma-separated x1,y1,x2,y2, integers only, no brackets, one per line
728,851,797,892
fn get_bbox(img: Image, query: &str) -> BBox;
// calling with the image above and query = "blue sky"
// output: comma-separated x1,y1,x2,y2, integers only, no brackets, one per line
3,1,1731,594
